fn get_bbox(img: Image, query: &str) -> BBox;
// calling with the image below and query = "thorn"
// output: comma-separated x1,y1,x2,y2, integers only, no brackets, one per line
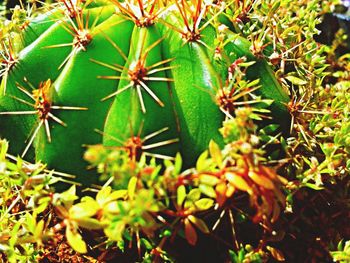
139,81,164,107
142,127,169,141
44,119,52,142
101,82,133,101
94,129,125,145
48,113,67,127
142,138,179,150
142,152,175,161
136,85,146,113
22,121,43,158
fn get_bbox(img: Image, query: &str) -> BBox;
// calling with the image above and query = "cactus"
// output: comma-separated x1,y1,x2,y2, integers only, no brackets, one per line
0,0,290,186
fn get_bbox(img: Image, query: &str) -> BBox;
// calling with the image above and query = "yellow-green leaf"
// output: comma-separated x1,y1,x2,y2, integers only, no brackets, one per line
196,150,208,171
96,186,112,206
59,185,78,208
195,198,214,211
75,218,104,230
128,176,138,200
209,140,222,168
188,215,209,234
105,201,120,214
104,221,125,242
199,174,220,186
66,226,87,254
285,75,307,85
187,188,201,202
109,189,128,201
174,153,182,174
35,201,50,215
199,184,217,198
34,220,44,239
69,201,99,219
177,185,186,207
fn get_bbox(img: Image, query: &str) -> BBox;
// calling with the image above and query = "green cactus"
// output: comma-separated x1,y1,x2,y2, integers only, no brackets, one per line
0,0,290,186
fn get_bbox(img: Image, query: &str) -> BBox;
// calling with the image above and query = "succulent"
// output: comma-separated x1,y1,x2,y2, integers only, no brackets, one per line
0,0,289,186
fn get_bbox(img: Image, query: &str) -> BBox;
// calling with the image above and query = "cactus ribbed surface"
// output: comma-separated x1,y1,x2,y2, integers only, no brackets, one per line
0,0,290,186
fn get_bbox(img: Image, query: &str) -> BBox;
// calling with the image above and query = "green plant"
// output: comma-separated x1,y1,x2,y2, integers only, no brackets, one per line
0,0,289,186
331,240,350,262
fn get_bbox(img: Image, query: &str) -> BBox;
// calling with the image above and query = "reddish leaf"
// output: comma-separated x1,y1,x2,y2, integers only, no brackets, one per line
248,170,275,189
271,202,281,223
184,219,197,246
215,182,227,206
188,215,209,234
267,246,285,261
226,172,252,193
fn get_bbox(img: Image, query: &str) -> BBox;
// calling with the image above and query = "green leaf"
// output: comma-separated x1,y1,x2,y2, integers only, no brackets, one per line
66,226,87,254
229,250,239,262
260,124,280,134
184,200,194,210
141,238,153,250
271,1,281,12
0,140,9,160
25,213,36,233
303,183,324,190
35,201,50,215
245,78,260,88
9,221,21,248
239,61,256,68
104,221,125,242
174,153,182,175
